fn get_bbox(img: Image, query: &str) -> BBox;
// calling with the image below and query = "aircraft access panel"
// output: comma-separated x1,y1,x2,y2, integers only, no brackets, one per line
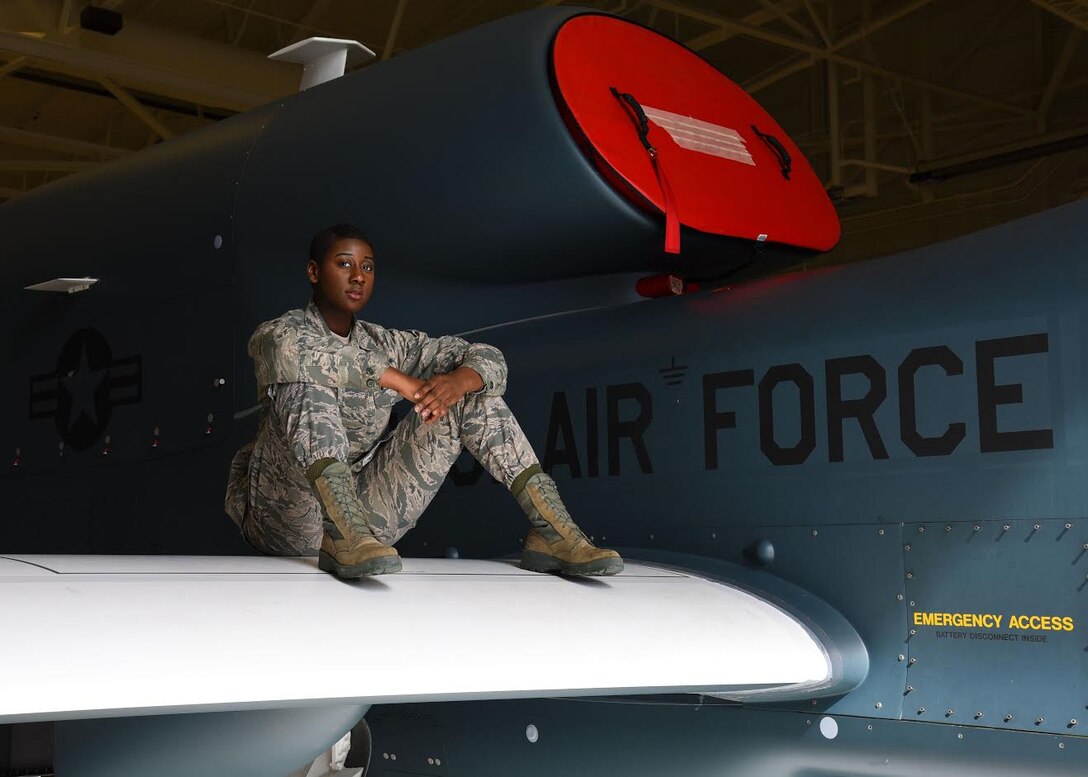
903,518,1087,735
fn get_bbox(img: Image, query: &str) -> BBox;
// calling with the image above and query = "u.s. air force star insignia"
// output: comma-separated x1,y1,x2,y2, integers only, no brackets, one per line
28,328,142,450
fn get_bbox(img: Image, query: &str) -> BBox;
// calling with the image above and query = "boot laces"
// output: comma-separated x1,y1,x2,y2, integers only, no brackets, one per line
536,477,591,545
324,468,373,533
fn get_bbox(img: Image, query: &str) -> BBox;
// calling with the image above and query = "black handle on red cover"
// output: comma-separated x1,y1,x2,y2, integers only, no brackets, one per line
751,124,792,180
610,86,654,153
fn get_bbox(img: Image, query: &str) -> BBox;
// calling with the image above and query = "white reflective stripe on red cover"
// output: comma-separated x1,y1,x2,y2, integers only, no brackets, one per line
643,106,755,166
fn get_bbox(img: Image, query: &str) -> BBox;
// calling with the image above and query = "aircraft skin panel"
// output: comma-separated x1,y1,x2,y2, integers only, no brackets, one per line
0,557,831,725
367,697,1088,777
390,199,1088,728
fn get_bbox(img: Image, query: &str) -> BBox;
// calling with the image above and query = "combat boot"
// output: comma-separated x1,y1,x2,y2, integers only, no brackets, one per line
306,458,402,578
511,465,623,576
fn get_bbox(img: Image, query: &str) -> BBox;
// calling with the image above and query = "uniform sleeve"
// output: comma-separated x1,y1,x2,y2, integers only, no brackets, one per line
386,329,508,397
249,318,394,392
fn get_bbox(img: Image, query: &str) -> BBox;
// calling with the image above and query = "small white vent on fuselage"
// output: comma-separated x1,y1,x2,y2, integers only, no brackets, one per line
25,277,98,293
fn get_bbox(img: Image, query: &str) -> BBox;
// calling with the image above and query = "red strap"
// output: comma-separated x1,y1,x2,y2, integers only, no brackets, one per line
650,149,680,254
609,87,681,255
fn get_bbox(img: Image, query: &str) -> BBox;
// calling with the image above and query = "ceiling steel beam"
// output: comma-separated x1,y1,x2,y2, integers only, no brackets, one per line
382,0,409,61
792,116,1025,152
197,0,352,42
687,0,934,91
100,76,174,139
911,125,1088,182
753,0,815,40
794,75,1088,152
938,0,1020,82
801,0,831,47
230,0,257,46
288,0,334,44
0,29,289,111
688,0,936,91
0,125,131,157
657,0,934,55
0,159,92,171
0,28,290,111
0,1,300,112
0,55,27,79
829,0,935,54
841,158,912,175
57,0,75,33
912,124,1088,172
1038,27,1081,116
1027,0,1088,34
419,0,488,44
826,0,841,188
16,0,54,34
860,0,879,196
744,54,815,93
684,0,805,52
649,0,1030,115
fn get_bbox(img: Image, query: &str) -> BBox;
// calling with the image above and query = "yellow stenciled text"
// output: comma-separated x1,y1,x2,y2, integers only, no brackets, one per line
912,611,1075,632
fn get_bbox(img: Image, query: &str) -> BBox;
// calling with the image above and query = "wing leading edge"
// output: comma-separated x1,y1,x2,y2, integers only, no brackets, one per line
0,555,834,724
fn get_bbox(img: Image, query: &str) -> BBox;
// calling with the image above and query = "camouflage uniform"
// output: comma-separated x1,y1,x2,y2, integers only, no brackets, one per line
225,302,539,555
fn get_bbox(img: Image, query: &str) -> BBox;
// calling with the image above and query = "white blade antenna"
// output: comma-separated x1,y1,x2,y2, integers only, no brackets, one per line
269,37,375,91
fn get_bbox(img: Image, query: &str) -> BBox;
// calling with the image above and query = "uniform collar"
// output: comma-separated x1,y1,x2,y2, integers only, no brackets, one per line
305,300,355,342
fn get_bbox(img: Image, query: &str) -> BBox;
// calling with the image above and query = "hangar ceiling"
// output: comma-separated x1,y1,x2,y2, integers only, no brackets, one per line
0,0,1086,266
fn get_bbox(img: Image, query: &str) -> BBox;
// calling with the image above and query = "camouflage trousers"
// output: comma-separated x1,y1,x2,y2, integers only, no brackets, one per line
226,382,539,555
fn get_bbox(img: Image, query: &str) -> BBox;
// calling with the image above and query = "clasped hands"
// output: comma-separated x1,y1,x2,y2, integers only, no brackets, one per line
379,365,484,423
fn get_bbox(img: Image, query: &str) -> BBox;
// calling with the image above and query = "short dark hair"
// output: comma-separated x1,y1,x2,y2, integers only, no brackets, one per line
308,223,372,265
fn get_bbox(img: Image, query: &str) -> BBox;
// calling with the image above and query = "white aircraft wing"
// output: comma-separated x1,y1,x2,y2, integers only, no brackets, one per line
0,555,833,724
